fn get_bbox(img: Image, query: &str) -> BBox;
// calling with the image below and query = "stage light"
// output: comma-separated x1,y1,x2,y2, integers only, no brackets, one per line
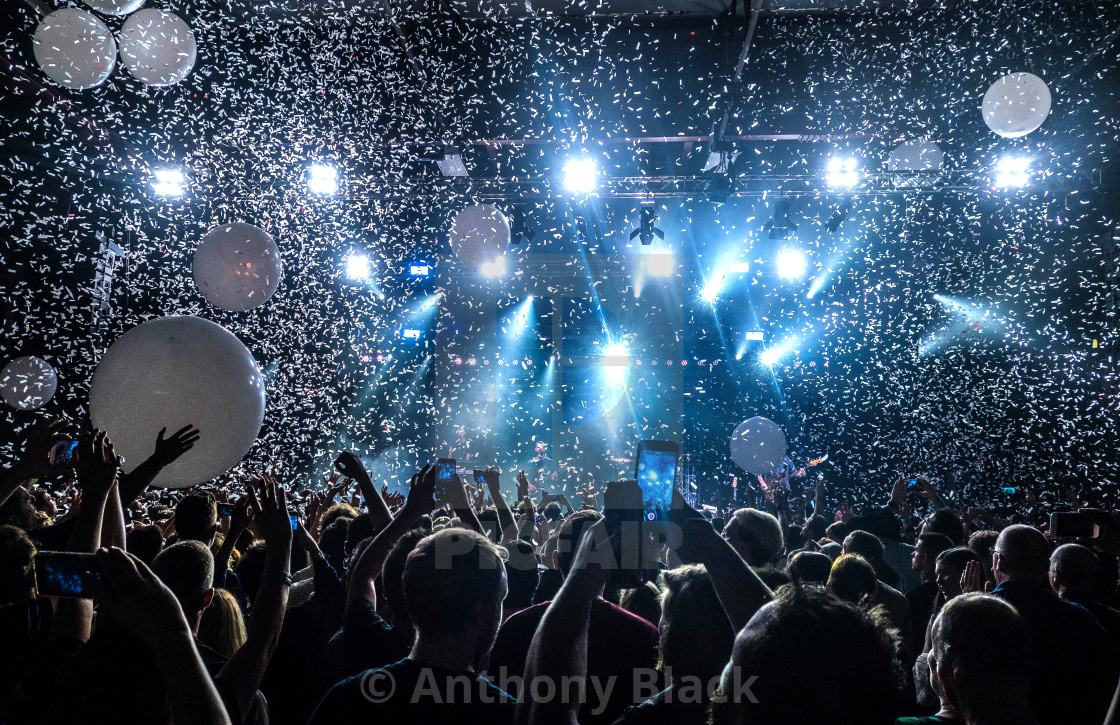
434,147,468,177
701,270,727,303
345,251,372,281
479,257,507,278
630,206,664,246
765,199,798,240
826,200,852,233
994,157,1030,188
759,339,796,367
645,253,675,277
409,263,431,277
744,330,764,341
307,163,339,195
562,158,598,194
776,249,808,280
826,157,859,188
401,328,421,340
729,261,751,274
603,341,629,358
151,168,186,197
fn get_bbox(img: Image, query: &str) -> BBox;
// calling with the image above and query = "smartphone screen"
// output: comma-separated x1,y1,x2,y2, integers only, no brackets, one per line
1050,512,1098,538
907,479,919,490
436,458,456,502
635,440,679,521
289,514,299,530
34,551,103,598
217,503,236,517
473,470,485,484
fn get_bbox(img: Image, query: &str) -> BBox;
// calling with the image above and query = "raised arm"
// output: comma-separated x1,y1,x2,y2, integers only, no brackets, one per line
334,451,392,530
2,419,71,508
117,426,200,507
448,473,484,535
482,469,518,541
216,475,292,721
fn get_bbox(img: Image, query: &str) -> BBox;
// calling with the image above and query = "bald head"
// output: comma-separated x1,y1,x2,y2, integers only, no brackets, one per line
1050,543,1099,598
993,525,1051,583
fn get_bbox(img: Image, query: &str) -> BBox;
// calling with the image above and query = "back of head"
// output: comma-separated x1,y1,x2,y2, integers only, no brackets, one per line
803,515,829,542
729,508,784,566
126,525,165,566
967,530,999,559
843,530,884,564
197,587,247,659
174,494,218,543
931,593,1031,715
789,551,832,586
712,586,902,725
152,540,214,616
346,515,375,556
321,502,359,532
917,532,955,562
318,517,351,572
542,501,562,523
824,520,850,544
555,510,604,576
403,528,507,638
658,564,734,684
235,541,269,601
923,509,966,546
383,528,427,632
994,524,1051,582
504,539,540,613
1050,543,1099,595
828,553,878,605
0,524,35,603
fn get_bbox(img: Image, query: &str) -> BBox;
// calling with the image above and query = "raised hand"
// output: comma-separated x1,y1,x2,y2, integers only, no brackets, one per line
960,559,991,594
76,429,119,500
17,418,73,478
333,451,368,482
228,494,255,536
152,426,201,468
402,465,435,518
250,474,292,544
516,470,530,501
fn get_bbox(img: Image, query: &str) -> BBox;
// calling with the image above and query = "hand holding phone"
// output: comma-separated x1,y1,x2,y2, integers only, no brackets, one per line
34,551,103,598
435,459,456,504
635,440,680,522
1050,512,1099,539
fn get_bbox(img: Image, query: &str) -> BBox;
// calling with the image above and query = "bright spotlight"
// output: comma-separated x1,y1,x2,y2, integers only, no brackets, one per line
994,157,1030,188
308,163,339,195
701,270,727,303
826,157,859,188
345,251,372,281
401,328,422,340
603,341,629,358
479,257,507,278
409,263,431,277
645,254,675,278
151,168,186,197
759,339,796,367
562,158,598,194
776,249,808,280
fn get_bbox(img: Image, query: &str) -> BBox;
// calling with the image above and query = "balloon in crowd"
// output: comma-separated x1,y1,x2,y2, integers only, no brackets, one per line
193,222,283,312
981,72,1051,138
449,204,511,269
0,356,58,411
90,315,266,488
730,416,788,476
32,8,117,90
81,0,144,15
118,8,197,86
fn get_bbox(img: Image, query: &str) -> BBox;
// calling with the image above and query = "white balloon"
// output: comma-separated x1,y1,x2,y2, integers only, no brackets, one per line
32,8,117,90
1,357,58,411
730,417,788,476
449,204,510,269
90,316,265,488
887,140,943,172
83,0,145,16
982,72,1051,138
118,9,196,86
193,222,283,311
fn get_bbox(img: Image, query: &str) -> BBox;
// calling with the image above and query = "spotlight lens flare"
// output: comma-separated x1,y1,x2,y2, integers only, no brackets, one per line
479,257,507,278
994,157,1030,188
645,254,675,277
308,163,340,195
826,157,859,187
151,168,186,197
776,249,808,280
562,158,598,193
345,251,372,281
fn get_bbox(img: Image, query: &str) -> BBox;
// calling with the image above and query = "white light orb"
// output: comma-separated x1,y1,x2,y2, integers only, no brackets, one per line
982,72,1051,138
449,204,511,269
32,8,117,90
90,316,266,488
82,0,145,15
118,9,196,86
193,222,283,311
0,357,58,411
730,416,788,476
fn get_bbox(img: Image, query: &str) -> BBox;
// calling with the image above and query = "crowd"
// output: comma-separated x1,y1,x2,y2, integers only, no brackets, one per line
1,420,1119,725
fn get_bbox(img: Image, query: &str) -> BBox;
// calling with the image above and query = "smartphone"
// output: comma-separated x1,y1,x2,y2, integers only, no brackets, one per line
603,480,645,589
907,479,919,490
34,551,103,598
436,458,456,502
1050,512,1098,539
217,502,236,517
49,440,80,468
289,514,299,530
635,440,680,522
1001,487,1018,495
473,470,485,484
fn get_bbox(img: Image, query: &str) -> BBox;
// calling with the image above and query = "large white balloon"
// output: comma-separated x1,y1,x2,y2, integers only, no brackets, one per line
90,316,265,488
449,204,510,269
118,9,197,86
982,72,1051,138
193,222,283,311
1,357,58,411
730,417,788,476
83,0,145,15
32,8,117,90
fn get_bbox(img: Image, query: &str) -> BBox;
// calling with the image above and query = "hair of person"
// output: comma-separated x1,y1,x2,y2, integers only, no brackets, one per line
844,530,885,563
619,581,661,628
804,515,829,541
542,501,563,522
657,564,735,684
710,517,725,534
730,508,784,566
317,516,350,572
755,565,793,591
152,540,214,615
824,520,850,544
1049,543,1099,592
402,527,507,637
235,540,269,602
710,585,903,725
923,509,966,546
0,524,36,603
0,488,35,530
476,508,501,543
174,494,218,543
994,525,1051,580
930,593,1031,715
789,550,833,586
126,524,166,566
967,529,999,557
555,510,604,576
827,553,878,606
783,523,805,552
917,532,955,561
345,514,375,554
197,587,247,659
936,546,982,569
